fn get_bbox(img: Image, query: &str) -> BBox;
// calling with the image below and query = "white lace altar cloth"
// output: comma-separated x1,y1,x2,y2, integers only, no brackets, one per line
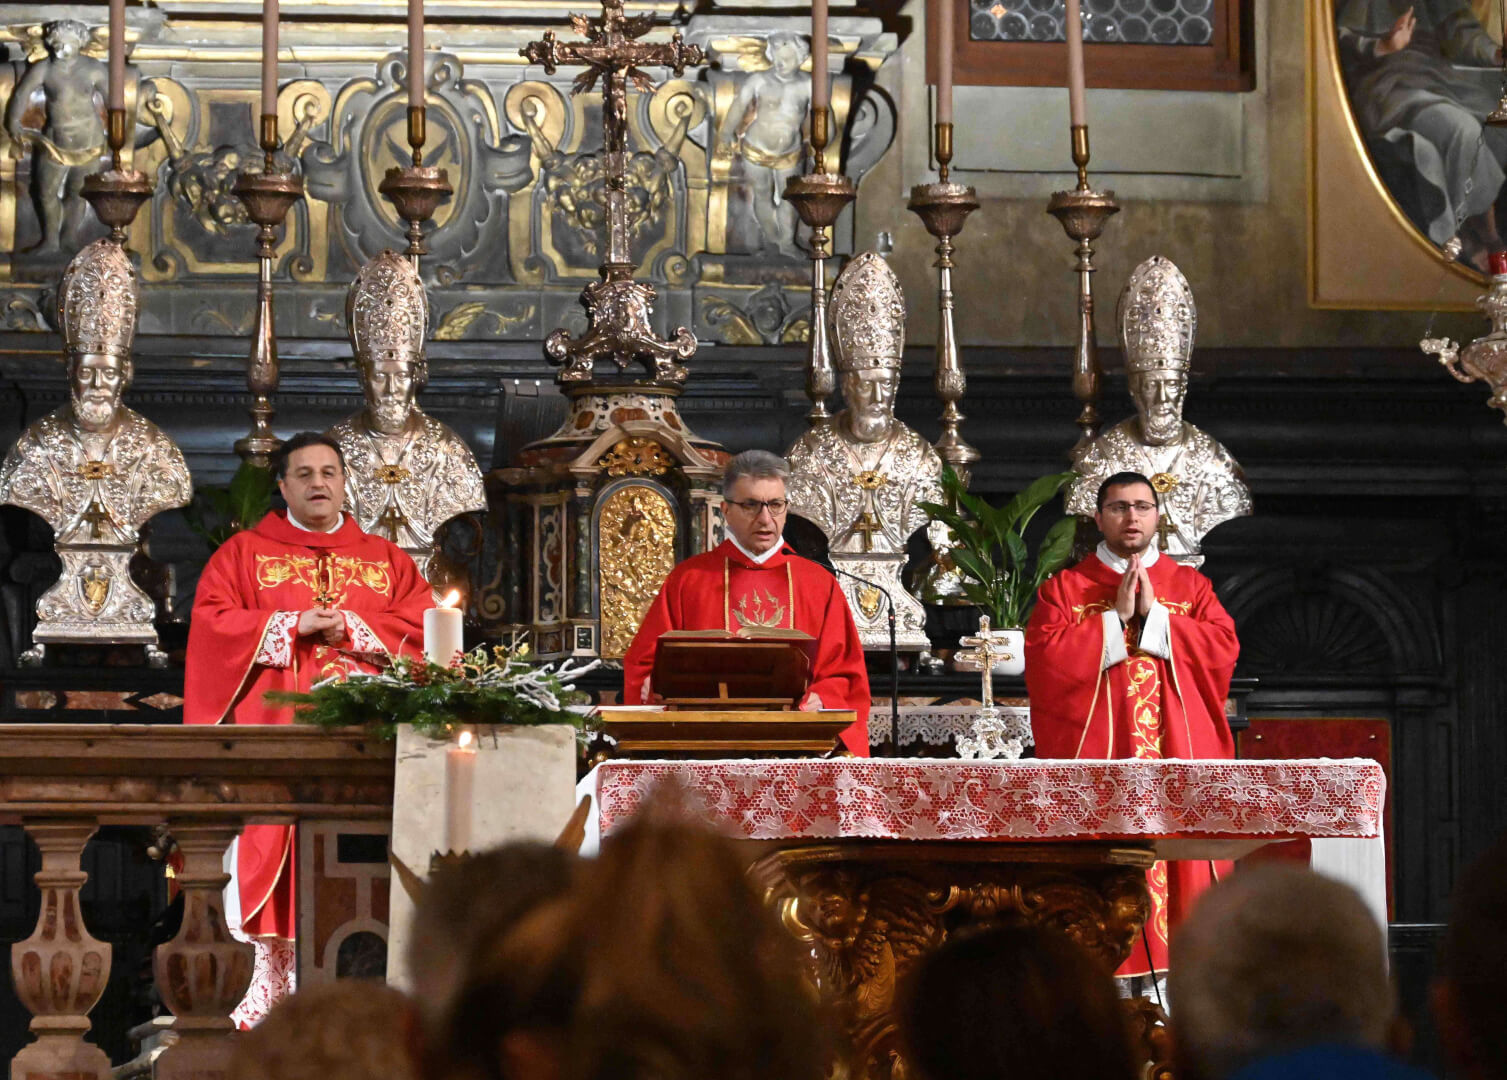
583,758,1385,844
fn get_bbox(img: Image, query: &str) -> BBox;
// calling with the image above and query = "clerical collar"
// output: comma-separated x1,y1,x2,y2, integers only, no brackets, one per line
1095,540,1160,573
287,509,343,534
729,535,782,565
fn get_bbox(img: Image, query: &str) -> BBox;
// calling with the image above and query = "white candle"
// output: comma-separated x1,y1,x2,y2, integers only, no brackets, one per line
443,729,476,854
811,0,828,113
424,589,463,667
408,0,425,108
108,0,125,113
1065,0,1087,128
262,0,279,120
937,0,953,125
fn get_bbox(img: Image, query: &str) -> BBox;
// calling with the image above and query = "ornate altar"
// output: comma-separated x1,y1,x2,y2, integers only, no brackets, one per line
579,756,1388,1080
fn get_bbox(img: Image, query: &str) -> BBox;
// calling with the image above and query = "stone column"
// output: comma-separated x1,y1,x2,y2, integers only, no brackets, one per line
152,822,255,1080
10,819,113,1080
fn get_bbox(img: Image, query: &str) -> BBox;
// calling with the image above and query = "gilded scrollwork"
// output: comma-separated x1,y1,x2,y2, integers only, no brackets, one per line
756,844,1154,1080
596,484,677,658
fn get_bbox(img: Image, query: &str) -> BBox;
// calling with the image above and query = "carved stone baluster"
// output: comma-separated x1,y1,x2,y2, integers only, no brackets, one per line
10,819,113,1080
152,822,255,1080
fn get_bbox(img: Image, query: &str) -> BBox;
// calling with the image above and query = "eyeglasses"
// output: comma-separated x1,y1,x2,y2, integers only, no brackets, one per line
1102,501,1157,516
728,498,789,516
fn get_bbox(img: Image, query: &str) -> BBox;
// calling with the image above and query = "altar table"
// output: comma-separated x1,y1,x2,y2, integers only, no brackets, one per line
577,757,1387,1080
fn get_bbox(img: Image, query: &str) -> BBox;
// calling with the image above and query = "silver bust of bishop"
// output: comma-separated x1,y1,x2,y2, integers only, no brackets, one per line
786,251,943,650
1066,255,1252,564
0,239,192,666
328,251,487,584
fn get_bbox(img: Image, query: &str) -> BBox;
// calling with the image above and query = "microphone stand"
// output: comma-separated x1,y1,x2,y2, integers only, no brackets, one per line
831,565,900,755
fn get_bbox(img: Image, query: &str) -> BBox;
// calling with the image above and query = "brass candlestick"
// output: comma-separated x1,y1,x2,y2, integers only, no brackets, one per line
379,105,454,269
230,113,305,467
1046,124,1119,451
783,106,856,425
908,121,981,479
81,108,153,245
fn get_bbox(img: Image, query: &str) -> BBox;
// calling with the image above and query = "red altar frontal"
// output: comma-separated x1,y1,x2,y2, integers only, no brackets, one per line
578,757,1387,1080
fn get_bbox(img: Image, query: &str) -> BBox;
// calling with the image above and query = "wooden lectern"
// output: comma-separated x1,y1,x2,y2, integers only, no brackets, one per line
593,632,855,758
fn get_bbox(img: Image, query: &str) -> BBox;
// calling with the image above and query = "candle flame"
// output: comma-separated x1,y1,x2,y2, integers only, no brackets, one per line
457,729,474,749
440,589,461,609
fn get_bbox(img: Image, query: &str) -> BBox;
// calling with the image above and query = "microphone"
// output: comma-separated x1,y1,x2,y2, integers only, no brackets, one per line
829,564,900,756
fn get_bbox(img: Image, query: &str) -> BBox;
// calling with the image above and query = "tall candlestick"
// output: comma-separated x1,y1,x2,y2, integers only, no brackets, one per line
262,0,279,122
443,729,476,854
811,0,829,114
108,0,126,113
1065,0,1087,128
408,0,425,109
937,0,953,125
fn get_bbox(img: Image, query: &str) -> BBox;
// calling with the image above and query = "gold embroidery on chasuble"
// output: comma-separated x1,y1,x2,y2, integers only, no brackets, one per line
723,562,796,633
254,553,393,606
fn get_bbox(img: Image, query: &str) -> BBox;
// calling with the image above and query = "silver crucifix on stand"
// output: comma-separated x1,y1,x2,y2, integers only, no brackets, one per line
955,616,1033,760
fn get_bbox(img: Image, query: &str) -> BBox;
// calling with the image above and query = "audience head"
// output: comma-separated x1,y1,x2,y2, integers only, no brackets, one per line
1435,831,1507,1080
406,841,576,1044
1169,864,1393,1080
445,817,824,1080
900,923,1138,1080
227,978,417,1080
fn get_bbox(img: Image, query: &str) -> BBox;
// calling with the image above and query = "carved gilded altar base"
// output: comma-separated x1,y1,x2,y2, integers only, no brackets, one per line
757,841,1160,1080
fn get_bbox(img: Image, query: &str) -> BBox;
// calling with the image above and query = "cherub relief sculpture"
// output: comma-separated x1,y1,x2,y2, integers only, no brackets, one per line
718,31,810,260
5,20,110,256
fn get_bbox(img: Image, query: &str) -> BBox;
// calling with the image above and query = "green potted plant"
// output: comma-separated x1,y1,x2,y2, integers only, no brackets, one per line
919,468,1078,675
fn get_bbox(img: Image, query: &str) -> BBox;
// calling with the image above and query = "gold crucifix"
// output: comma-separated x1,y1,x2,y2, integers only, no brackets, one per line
852,511,882,553
79,498,114,540
376,504,409,543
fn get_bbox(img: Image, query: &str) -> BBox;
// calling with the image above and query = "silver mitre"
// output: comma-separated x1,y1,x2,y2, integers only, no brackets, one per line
1117,254,1195,373
58,239,139,359
830,250,906,372
347,250,429,383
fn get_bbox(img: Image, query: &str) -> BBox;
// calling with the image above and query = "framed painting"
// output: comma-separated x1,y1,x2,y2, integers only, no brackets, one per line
1310,0,1507,307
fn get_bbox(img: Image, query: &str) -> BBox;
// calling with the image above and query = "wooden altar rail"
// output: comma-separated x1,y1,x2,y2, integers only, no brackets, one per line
0,724,396,1080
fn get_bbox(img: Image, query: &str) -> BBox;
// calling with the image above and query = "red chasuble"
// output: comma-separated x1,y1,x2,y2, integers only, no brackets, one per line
1024,550,1239,977
183,510,430,939
623,540,871,755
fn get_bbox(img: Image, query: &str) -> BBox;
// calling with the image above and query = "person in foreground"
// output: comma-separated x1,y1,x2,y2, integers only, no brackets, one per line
1025,469,1240,976
622,448,870,754
184,431,430,944
900,924,1140,1080
442,817,826,1080
1434,830,1507,1080
226,978,418,1080
1169,863,1428,1080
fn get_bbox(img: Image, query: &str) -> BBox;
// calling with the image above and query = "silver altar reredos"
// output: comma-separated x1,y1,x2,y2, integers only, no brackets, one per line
329,251,486,585
1066,255,1251,566
0,238,191,665
786,251,942,651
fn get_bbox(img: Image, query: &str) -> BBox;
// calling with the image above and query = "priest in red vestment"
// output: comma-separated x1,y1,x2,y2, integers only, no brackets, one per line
184,432,431,942
1025,470,1240,978
623,450,871,755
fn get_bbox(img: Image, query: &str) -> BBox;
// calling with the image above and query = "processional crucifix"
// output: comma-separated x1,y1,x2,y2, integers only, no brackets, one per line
521,0,704,385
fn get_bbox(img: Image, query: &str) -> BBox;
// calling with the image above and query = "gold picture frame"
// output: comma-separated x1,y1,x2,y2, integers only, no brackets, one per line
1308,0,1490,310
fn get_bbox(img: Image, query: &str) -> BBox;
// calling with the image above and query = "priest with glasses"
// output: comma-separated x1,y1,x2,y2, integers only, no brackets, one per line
622,449,871,755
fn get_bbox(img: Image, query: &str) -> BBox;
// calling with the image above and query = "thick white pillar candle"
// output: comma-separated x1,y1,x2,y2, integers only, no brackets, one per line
262,0,279,120
443,729,476,854
108,0,126,113
424,603,462,668
937,0,953,125
1065,0,1087,128
811,0,829,113
408,0,425,108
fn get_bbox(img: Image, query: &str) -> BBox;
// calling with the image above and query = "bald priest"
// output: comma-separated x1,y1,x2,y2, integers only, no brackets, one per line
623,450,871,755
184,432,432,942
